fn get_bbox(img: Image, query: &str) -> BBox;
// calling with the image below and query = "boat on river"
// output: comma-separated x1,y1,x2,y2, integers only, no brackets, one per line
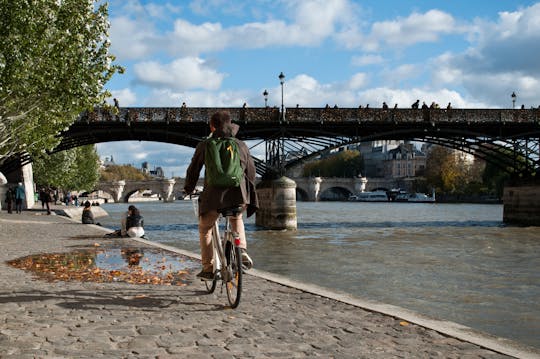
348,191,389,202
394,190,436,203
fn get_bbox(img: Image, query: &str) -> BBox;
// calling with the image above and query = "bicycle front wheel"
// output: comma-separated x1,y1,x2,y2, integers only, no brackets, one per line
225,242,242,308
204,276,217,293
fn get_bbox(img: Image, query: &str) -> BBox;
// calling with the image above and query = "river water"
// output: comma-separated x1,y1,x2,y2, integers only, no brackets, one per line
98,201,540,348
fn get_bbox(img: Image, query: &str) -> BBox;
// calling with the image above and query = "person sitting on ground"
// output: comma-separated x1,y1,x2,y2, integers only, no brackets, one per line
123,205,145,238
81,201,100,225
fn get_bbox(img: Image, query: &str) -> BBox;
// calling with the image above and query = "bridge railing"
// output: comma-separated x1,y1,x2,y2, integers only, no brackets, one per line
79,107,540,124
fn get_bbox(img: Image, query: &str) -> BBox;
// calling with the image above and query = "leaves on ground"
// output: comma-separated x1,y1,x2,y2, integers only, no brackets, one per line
7,247,195,286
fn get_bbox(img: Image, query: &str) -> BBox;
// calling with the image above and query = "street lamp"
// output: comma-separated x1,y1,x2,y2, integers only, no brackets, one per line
511,91,516,109
278,72,285,121
263,89,268,107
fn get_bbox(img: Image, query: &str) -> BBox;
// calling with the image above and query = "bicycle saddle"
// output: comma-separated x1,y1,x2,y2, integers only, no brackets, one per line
218,206,243,217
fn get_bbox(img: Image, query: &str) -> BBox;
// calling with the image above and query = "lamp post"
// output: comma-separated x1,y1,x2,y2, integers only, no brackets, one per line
263,89,268,107
278,72,285,121
511,91,516,109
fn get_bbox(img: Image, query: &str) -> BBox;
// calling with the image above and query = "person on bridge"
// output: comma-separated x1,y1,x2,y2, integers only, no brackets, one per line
184,110,258,281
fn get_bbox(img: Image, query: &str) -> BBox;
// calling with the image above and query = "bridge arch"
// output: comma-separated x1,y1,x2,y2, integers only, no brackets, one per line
2,106,538,179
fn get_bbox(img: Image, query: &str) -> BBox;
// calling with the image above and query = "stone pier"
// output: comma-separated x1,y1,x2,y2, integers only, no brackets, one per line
503,183,540,226
255,176,297,230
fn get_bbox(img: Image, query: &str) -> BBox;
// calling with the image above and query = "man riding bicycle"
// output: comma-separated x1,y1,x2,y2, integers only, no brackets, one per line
184,110,259,280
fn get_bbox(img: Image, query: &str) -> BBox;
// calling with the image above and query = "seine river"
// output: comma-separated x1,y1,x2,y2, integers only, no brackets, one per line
99,201,540,349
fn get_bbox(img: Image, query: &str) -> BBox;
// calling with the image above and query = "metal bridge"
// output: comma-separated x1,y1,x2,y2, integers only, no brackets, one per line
3,106,540,178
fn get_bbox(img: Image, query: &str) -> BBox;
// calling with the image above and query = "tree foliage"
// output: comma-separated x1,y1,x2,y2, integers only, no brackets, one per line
33,145,100,191
0,0,122,165
481,146,532,197
100,165,152,182
302,150,364,177
425,145,484,194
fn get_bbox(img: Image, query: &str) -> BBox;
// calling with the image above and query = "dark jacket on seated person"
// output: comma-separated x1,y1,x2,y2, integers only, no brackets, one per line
126,214,144,229
82,207,95,224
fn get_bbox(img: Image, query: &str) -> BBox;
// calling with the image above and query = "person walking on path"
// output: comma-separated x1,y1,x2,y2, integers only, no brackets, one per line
39,187,52,215
14,182,25,214
184,110,258,280
4,186,14,214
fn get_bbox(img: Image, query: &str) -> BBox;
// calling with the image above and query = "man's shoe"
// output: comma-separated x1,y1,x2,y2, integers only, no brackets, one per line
241,249,253,270
196,270,214,281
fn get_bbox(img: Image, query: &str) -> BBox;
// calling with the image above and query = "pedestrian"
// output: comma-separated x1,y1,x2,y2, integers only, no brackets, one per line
4,186,14,214
184,110,258,280
15,182,25,214
39,187,48,210
43,187,52,215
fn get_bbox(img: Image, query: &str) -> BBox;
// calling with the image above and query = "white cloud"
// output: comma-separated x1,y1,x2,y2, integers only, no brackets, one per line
351,54,384,66
348,73,368,90
133,57,226,91
430,3,540,107
366,10,459,50
109,16,161,60
110,88,137,107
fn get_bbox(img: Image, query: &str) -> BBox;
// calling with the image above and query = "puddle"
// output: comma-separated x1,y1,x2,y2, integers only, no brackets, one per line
7,246,200,286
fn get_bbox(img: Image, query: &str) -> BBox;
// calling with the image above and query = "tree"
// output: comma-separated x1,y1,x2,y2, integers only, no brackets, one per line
302,150,364,177
0,0,122,165
425,146,461,193
425,146,485,194
33,145,100,191
100,164,152,181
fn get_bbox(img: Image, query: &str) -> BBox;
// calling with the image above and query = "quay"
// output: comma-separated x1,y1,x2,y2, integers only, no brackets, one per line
1,207,539,358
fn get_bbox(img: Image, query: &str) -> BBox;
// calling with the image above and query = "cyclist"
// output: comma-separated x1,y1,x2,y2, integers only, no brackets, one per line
184,110,258,280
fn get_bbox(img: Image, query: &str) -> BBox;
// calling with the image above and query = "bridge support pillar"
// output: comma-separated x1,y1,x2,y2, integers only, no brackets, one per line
159,179,176,202
255,176,297,230
308,177,322,201
110,181,125,203
503,183,540,226
354,176,368,193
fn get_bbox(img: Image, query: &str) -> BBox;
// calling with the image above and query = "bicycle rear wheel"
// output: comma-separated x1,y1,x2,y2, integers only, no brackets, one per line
225,242,242,308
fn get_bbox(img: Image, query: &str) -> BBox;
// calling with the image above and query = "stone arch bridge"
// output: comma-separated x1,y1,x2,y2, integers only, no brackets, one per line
96,177,395,203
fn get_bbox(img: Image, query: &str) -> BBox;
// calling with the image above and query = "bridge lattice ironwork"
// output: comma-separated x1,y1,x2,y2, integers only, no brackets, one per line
1,107,539,179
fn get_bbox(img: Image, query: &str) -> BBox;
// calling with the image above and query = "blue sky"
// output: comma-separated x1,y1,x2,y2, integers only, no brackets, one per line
97,0,540,177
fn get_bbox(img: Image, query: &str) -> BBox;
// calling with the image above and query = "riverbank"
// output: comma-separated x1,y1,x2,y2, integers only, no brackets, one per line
1,208,538,358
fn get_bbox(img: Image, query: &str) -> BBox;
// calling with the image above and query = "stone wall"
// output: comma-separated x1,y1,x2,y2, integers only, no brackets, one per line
503,185,540,226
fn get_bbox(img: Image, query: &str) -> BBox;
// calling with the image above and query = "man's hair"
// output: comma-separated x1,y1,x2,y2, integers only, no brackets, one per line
210,111,231,130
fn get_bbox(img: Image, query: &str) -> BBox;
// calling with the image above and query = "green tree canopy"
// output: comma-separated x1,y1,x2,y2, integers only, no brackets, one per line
302,150,364,177
33,145,100,191
100,164,152,182
0,0,122,164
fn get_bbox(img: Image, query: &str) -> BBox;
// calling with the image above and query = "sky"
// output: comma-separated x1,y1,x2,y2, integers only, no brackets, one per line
97,0,540,178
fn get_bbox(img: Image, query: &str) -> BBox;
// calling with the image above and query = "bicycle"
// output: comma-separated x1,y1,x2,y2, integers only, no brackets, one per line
192,197,243,308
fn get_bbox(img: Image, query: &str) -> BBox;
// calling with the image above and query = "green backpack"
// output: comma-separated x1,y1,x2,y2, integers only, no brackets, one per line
204,137,244,187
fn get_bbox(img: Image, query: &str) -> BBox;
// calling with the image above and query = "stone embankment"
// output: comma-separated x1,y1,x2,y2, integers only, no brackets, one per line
1,207,539,358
